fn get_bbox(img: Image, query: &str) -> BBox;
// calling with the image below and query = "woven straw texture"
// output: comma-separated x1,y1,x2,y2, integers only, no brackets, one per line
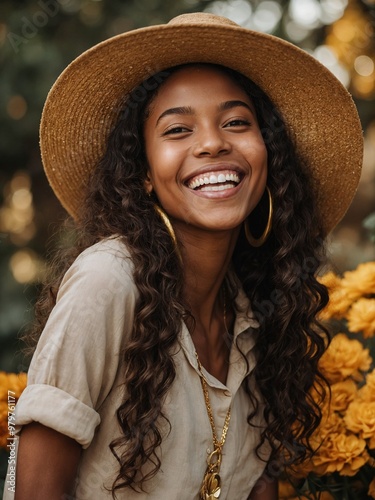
40,13,363,233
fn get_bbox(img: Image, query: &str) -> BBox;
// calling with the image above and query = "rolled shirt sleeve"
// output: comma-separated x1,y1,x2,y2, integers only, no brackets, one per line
15,237,137,448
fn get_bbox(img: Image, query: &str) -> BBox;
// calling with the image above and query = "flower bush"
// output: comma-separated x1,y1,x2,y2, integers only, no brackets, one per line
280,261,375,499
0,372,27,449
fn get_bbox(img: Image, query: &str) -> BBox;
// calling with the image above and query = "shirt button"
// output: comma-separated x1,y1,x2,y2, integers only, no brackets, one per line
224,390,231,397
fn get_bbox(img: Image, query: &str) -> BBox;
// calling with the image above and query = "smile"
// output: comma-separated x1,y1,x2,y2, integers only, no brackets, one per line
186,170,241,192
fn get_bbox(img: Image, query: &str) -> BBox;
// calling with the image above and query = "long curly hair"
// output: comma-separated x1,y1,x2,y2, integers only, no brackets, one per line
28,63,329,497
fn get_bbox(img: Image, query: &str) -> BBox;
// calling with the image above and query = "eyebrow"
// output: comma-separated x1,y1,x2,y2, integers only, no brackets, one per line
156,106,193,126
219,100,254,114
155,100,254,126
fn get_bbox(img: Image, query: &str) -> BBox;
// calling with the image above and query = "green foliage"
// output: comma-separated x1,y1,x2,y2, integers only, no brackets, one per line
363,212,375,243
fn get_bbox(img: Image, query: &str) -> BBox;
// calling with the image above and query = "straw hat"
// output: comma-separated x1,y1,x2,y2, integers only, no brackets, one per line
40,12,363,233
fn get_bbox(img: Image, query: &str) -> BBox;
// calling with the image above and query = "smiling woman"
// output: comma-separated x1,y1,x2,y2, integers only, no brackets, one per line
3,12,363,500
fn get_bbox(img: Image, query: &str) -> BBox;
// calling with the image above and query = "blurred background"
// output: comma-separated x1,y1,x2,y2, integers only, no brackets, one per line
1,0,375,376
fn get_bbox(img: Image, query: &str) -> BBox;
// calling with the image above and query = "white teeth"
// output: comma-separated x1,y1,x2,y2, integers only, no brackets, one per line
200,183,237,192
187,171,241,189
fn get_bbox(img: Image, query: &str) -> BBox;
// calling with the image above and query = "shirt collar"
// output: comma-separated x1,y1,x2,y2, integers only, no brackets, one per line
177,281,259,389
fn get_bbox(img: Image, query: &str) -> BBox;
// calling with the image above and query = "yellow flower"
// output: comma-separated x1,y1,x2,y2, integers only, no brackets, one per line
317,409,346,440
347,298,375,338
293,411,346,477
318,333,372,384
319,272,341,290
345,401,375,449
341,262,375,297
330,379,357,412
369,477,375,499
318,272,353,320
0,372,27,450
0,401,9,449
0,371,27,400
0,372,10,401
312,432,369,476
359,369,375,402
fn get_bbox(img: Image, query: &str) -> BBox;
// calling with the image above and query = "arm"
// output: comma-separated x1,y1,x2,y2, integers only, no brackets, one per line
15,422,81,500
249,472,278,500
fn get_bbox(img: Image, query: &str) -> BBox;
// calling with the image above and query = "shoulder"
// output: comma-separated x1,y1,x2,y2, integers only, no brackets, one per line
71,236,133,273
57,236,136,301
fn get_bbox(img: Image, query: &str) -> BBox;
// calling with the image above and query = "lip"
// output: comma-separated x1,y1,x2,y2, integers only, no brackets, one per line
183,163,246,186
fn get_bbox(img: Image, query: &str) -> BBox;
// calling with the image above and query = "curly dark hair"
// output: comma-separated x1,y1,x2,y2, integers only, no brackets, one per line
28,63,329,497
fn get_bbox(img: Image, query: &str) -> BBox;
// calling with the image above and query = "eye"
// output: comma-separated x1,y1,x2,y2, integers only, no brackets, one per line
224,119,251,128
163,126,191,136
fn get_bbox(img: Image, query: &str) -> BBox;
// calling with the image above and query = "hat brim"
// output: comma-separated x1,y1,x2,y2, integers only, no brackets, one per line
40,19,363,233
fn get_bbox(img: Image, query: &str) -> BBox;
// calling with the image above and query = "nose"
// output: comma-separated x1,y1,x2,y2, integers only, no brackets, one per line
193,125,231,157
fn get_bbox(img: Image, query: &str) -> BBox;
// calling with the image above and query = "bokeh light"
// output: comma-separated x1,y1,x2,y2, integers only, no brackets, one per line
314,45,350,86
284,20,311,42
0,172,36,245
289,0,322,29
6,95,27,120
251,1,282,33
80,1,103,26
354,55,374,77
325,0,375,98
320,0,348,24
205,0,252,25
9,249,43,284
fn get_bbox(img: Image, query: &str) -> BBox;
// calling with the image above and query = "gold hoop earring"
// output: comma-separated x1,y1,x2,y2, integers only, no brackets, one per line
154,205,182,263
244,186,273,248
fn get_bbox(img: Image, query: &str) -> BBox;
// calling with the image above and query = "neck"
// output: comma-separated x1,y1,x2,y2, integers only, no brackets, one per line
180,228,238,301
175,222,239,338
173,223,240,384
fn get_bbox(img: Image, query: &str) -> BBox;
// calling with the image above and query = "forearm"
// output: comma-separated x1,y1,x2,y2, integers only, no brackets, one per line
15,422,81,500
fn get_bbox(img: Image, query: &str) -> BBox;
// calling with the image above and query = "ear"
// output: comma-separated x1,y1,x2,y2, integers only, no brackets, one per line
144,172,153,194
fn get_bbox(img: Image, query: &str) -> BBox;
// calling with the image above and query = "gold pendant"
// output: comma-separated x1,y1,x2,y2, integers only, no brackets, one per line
200,471,221,499
200,448,222,499
205,471,221,498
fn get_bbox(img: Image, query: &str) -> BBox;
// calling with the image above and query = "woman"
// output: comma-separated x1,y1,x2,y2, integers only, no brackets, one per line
5,12,362,500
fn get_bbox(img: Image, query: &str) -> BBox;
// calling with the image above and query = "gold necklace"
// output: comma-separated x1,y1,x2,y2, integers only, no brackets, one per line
195,292,231,500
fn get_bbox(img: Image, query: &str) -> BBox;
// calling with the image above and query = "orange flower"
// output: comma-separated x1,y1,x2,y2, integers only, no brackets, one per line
293,411,346,477
0,401,9,449
316,410,346,441
359,369,375,402
347,298,375,338
341,262,375,297
0,371,27,399
318,272,353,320
0,372,10,401
0,371,27,450
319,272,341,290
330,379,357,412
345,401,375,449
318,333,372,384
312,432,369,476
369,477,375,499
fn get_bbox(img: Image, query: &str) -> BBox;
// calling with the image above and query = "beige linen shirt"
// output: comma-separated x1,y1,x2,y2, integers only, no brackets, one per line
4,238,269,499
